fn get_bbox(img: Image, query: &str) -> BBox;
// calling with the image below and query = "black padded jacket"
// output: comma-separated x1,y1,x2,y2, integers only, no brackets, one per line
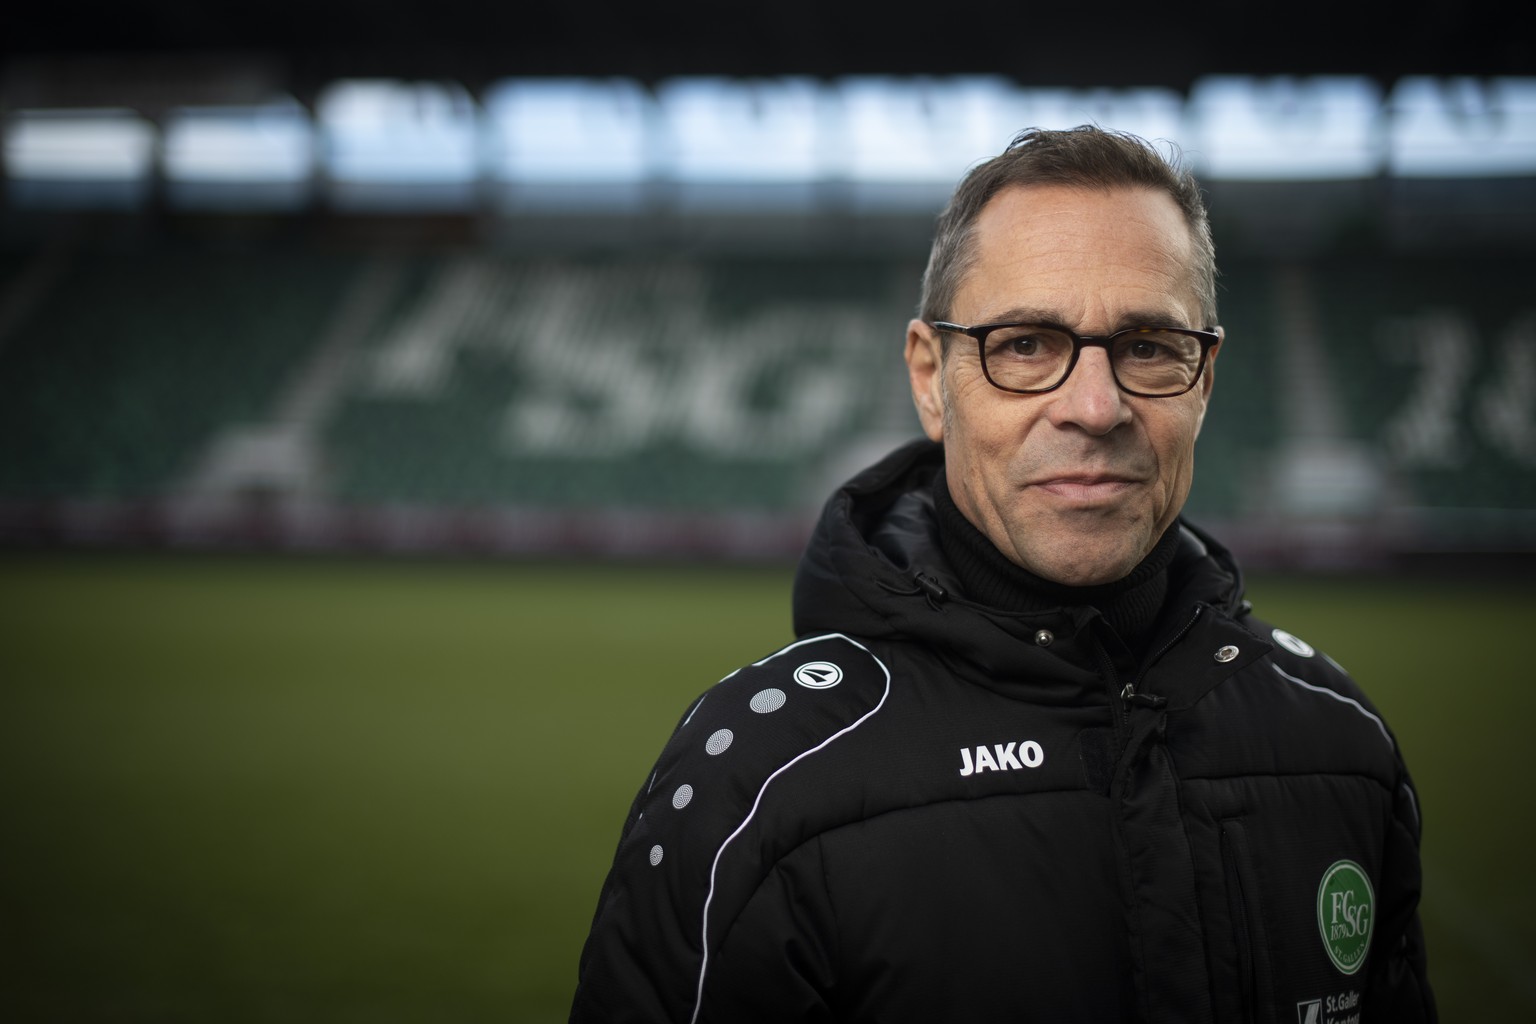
571,439,1435,1024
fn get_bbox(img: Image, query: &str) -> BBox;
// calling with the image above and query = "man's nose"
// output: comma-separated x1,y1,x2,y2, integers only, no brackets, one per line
1046,346,1132,435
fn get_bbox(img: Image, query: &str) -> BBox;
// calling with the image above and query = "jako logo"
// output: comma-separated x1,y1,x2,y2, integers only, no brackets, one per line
793,661,842,689
959,741,1044,776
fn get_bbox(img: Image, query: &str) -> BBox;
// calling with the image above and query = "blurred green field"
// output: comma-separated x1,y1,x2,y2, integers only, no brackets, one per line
1,553,1532,1022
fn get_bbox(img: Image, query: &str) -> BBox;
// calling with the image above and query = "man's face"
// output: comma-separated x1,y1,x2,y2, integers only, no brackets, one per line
905,184,1219,587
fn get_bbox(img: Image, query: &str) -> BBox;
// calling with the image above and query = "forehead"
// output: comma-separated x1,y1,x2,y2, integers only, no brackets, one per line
957,184,1200,325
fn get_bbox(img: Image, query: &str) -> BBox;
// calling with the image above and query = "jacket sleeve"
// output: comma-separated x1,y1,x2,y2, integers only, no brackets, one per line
572,817,838,1024
569,699,707,1024
1364,763,1436,1022
694,838,838,1023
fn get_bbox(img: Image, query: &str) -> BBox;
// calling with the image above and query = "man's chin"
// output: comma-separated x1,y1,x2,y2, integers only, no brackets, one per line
1014,538,1146,587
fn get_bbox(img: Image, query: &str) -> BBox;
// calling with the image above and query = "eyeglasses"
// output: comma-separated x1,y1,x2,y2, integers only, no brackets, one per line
929,321,1221,398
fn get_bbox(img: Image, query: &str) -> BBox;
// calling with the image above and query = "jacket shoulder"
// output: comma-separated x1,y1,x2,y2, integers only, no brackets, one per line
571,634,891,1022
1236,613,1402,763
644,632,892,871
1243,615,1373,699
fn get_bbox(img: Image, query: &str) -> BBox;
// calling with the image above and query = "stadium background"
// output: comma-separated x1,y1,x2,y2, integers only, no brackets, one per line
2,3,1533,1020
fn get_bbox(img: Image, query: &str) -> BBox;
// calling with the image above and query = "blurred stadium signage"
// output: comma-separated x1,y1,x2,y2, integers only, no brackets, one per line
5,75,1534,211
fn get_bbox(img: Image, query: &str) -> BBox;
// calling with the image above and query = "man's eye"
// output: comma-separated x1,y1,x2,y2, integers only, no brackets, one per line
1120,332,1194,362
992,331,1057,358
1008,336,1043,356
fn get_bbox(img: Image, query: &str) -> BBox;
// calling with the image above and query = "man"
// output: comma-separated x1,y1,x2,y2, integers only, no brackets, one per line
571,126,1434,1023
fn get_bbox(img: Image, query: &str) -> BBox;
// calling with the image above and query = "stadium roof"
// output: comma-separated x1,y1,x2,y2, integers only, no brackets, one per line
6,0,1532,89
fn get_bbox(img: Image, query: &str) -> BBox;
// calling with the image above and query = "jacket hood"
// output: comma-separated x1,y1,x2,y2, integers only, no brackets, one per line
792,438,1250,690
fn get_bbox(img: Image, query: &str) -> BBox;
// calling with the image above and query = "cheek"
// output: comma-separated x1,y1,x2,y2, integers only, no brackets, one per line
1155,410,1205,492
958,406,1024,482
944,396,1020,509
946,375,1013,453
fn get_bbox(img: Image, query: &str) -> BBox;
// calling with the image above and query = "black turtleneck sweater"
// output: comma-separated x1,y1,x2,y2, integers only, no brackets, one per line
932,473,1181,677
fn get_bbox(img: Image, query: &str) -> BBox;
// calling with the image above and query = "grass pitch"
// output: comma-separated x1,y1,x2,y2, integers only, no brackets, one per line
0,553,1530,1021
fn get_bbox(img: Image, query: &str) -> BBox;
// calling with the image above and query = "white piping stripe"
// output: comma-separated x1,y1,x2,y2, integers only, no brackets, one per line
747,633,858,668
1270,663,1393,751
1401,781,1421,833
682,694,707,727
689,633,892,1024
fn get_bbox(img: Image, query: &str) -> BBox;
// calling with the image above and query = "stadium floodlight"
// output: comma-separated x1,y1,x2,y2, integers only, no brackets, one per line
834,76,1020,210
4,107,155,207
1189,76,1383,180
162,97,314,210
318,79,480,211
1011,87,1189,153
483,78,655,211
1389,77,1536,177
657,77,832,211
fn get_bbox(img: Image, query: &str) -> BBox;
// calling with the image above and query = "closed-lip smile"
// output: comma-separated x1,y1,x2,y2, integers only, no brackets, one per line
1031,474,1142,502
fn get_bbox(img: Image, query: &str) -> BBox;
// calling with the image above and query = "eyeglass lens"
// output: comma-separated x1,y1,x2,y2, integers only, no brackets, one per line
981,326,1205,395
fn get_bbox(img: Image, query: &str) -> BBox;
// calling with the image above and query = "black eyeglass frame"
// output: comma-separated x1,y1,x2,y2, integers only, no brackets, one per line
928,320,1222,398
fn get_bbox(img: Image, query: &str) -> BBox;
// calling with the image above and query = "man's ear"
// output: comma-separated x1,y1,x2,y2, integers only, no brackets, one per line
906,319,946,442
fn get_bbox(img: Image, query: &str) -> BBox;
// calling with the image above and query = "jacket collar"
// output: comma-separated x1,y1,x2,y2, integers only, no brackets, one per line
792,439,1257,701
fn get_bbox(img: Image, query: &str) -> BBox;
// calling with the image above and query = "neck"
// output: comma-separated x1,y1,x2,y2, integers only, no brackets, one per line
932,472,1180,657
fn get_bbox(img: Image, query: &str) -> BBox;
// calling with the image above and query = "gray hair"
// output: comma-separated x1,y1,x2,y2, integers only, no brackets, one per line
918,125,1218,327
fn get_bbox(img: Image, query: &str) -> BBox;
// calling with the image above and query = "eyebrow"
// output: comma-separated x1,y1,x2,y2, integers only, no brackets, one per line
965,307,1198,331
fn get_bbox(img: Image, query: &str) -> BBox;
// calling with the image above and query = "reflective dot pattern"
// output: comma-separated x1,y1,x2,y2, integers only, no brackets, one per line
705,729,734,755
750,688,787,714
649,845,664,866
672,784,694,809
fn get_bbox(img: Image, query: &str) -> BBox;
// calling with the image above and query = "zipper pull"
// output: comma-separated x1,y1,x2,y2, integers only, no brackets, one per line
1121,682,1168,709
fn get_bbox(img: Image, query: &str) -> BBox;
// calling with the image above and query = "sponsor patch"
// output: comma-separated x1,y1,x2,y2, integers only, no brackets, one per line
1297,988,1361,1024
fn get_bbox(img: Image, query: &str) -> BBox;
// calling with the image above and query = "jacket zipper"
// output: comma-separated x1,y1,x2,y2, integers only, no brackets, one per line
1093,642,1134,749
1121,603,1205,708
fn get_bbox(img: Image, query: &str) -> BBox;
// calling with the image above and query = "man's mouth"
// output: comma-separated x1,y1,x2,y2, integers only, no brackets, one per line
1031,475,1141,503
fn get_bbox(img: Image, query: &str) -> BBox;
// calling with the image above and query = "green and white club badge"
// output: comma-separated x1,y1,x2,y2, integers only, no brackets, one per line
1316,859,1375,975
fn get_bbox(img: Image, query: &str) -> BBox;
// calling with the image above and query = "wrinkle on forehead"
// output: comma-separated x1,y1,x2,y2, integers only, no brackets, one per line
967,303,1196,333
961,185,1202,330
